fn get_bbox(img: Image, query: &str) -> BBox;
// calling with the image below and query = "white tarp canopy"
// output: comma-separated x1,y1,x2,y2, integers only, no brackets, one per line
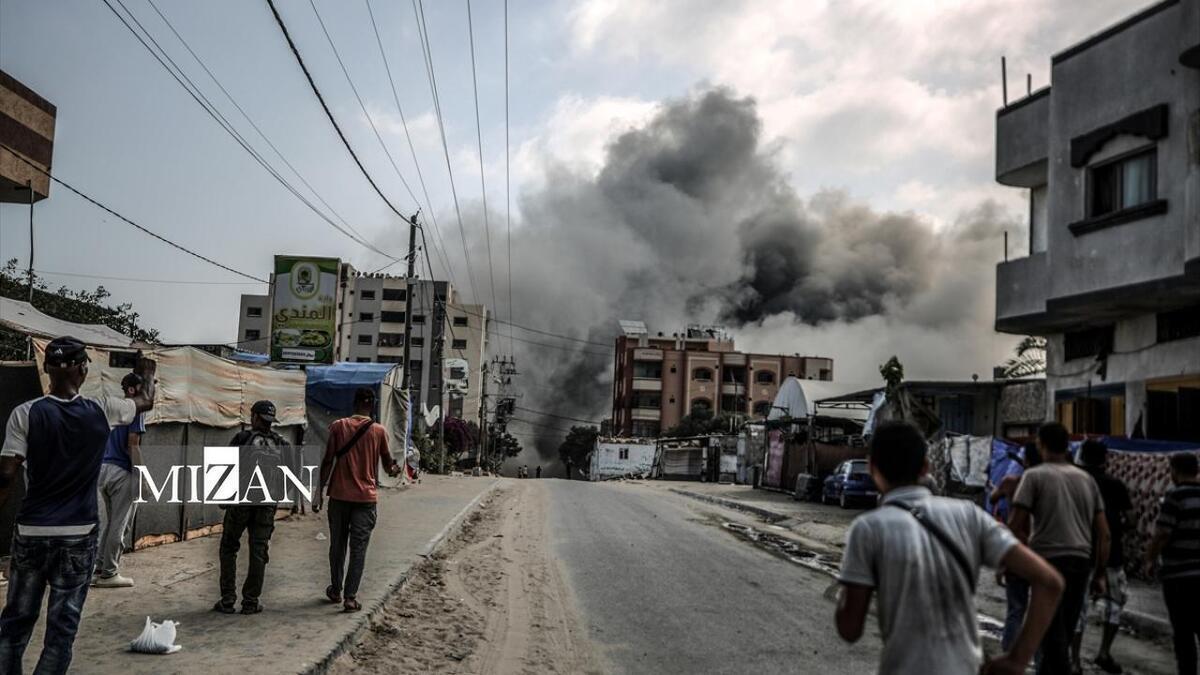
945,435,993,487
1,297,133,347
768,377,878,420
32,339,307,429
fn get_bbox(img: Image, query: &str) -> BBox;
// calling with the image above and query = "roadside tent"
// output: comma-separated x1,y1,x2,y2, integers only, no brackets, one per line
27,339,308,548
305,362,409,486
1,297,133,347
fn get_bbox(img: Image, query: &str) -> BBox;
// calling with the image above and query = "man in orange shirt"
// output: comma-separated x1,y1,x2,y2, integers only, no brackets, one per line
314,388,400,612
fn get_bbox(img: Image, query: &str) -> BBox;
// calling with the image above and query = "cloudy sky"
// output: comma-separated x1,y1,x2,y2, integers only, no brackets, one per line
0,0,1143,432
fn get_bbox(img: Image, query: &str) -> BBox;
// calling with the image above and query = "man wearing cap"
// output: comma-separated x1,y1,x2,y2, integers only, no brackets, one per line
0,336,155,675
213,400,289,615
92,372,147,589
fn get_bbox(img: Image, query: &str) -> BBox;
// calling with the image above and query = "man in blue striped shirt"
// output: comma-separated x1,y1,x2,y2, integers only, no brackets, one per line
1146,452,1200,675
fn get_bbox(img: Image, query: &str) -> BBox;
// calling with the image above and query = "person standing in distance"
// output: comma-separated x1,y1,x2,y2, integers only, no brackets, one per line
92,372,148,589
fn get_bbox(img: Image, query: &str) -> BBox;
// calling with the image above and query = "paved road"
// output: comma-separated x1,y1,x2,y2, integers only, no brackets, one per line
546,480,881,675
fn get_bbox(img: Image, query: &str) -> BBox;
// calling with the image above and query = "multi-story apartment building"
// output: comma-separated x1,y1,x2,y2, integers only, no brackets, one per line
610,321,834,438
993,0,1200,442
236,265,489,423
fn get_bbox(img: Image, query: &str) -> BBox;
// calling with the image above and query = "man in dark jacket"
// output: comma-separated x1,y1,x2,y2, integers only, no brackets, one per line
213,400,289,615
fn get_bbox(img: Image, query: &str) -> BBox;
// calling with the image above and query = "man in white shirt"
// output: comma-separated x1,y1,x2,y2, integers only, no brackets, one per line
836,421,1064,675
0,337,155,675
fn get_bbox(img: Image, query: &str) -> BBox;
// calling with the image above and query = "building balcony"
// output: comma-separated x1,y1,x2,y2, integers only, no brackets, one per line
632,378,662,392
720,383,748,396
995,253,1050,333
721,353,746,366
995,88,1049,187
631,407,661,421
633,348,662,361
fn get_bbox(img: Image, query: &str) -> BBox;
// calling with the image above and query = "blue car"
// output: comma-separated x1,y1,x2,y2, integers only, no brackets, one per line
822,459,877,509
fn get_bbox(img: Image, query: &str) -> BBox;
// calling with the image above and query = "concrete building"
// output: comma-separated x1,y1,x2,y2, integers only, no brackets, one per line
236,266,489,423
993,0,1200,442
610,321,833,438
0,70,55,203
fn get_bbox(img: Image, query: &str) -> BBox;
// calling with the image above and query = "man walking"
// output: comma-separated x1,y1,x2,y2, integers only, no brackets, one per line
92,373,147,589
1073,439,1132,674
1145,452,1200,675
1010,422,1110,674
836,421,1064,675
314,388,400,613
213,400,289,615
0,337,155,675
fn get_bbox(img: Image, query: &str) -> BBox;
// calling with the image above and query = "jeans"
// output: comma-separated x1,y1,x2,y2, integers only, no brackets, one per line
218,505,276,608
1038,556,1092,675
0,532,98,675
96,464,136,577
1002,572,1030,651
1163,576,1200,675
327,499,377,599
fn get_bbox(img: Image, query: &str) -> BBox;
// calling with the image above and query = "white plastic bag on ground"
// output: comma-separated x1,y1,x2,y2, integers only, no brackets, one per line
129,616,182,654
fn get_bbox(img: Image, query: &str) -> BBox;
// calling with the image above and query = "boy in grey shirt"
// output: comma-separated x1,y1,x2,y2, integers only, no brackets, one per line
836,421,1064,675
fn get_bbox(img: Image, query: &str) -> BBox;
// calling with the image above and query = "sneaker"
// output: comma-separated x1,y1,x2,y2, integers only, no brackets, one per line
212,600,237,614
241,602,264,615
92,574,134,588
1094,655,1124,674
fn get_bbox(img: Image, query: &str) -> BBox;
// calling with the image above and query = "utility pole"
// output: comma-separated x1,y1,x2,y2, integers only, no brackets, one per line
399,212,420,458
25,179,34,359
436,295,447,475
477,359,489,472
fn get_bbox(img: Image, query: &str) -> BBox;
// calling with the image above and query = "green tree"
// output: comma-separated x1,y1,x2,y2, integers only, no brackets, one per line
663,401,745,437
0,259,159,359
558,425,599,479
485,430,522,473
879,355,904,390
999,336,1047,378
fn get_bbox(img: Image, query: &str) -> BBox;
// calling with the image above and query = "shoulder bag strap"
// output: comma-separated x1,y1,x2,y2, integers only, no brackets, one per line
885,502,977,594
335,420,375,460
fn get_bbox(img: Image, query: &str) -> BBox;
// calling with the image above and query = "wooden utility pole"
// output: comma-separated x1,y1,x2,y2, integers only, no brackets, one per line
399,212,419,454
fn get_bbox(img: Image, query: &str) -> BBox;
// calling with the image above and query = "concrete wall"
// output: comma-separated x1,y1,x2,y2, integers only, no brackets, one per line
590,440,656,480
237,293,271,354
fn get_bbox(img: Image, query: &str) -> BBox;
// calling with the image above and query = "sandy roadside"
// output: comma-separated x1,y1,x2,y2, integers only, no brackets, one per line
329,480,601,674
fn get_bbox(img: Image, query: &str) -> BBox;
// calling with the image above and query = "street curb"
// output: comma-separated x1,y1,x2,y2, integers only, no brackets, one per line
669,486,1175,643
300,478,501,675
669,488,789,523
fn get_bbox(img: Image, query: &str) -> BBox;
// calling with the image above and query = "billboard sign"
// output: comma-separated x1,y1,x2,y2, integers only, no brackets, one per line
271,256,339,364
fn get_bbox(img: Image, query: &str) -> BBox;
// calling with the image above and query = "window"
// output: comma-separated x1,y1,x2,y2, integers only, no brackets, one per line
453,316,469,327
358,335,373,345
409,360,423,376
452,338,468,350
618,447,629,460
1089,148,1156,218
692,367,714,382
359,290,376,300
410,337,425,348
382,288,406,302
380,311,405,323
631,393,660,409
244,329,260,341
1063,325,1114,361
412,314,426,325
755,370,775,384
721,394,746,413
630,420,660,438
378,332,404,347
753,401,772,417
377,355,402,364
1157,304,1200,344
690,399,712,416
633,361,662,379
245,306,263,318
359,312,374,322
356,357,371,363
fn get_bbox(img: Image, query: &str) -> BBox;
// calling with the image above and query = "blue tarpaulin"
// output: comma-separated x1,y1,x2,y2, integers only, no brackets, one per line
306,362,399,414
984,437,1024,520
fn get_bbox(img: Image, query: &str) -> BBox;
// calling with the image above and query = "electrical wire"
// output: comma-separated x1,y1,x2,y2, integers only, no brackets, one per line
465,0,499,325
503,0,513,355
265,0,414,225
104,0,400,262
412,0,478,302
33,269,261,286
514,406,602,425
363,0,456,284
2,148,266,283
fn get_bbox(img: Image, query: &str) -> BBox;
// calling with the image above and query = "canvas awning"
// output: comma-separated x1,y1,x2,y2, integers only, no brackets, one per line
1,297,133,347
32,339,307,428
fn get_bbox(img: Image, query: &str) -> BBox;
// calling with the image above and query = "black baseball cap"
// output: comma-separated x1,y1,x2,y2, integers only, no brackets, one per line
44,336,90,367
251,400,277,423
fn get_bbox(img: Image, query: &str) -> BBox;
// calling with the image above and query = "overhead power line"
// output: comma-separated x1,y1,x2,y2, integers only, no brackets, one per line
363,0,457,285
34,269,261,286
465,0,499,324
503,0,514,355
103,0,400,262
514,406,603,426
3,148,266,283
412,0,478,302
265,0,413,224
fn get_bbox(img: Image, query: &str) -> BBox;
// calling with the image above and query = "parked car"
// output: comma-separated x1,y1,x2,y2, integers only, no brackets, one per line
822,459,877,508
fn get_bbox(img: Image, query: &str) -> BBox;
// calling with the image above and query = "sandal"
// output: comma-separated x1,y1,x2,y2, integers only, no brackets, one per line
325,585,342,604
343,597,362,613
